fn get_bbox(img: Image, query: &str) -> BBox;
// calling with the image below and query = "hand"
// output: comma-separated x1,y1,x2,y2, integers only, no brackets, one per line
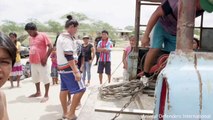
41,58,47,66
123,64,128,70
89,60,92,64
74,72,81,81
80,66,84,72
141,35,150,47
103,48,109,53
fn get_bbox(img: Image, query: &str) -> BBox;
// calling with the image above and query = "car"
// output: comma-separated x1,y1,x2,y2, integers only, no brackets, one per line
20,45,29,58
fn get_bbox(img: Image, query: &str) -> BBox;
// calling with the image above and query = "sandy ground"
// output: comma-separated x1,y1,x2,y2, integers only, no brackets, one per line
2,49,146,120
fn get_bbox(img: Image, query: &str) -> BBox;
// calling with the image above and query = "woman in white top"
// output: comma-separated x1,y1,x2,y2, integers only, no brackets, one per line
56,15,85,120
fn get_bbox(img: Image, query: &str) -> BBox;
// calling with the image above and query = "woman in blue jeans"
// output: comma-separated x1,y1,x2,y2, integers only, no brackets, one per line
81,35,95,86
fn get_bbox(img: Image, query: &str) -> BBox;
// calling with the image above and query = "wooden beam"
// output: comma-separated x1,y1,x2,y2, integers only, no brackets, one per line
95,107,153,115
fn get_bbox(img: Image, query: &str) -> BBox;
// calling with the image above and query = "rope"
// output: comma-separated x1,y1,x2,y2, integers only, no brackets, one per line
99,79,144,100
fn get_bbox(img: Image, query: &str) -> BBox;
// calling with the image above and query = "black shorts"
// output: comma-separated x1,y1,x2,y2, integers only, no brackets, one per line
97,62,111,75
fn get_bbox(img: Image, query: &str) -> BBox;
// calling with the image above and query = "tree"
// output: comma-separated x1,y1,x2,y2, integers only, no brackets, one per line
47,20,63,33
90,20,117,39
61,12,118,39
26,18,49,32
0,20,24,34
61,12,89,22
124,26,134,31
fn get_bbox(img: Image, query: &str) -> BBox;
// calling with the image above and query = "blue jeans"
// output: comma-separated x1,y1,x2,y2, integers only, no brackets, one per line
82,61,92,81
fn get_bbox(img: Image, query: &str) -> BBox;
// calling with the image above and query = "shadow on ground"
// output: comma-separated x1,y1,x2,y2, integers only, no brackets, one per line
8,95,42,104
39,105,62,120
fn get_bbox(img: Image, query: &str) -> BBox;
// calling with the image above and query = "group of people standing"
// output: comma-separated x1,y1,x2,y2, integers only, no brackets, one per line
0,13,114,119
24,14,113,119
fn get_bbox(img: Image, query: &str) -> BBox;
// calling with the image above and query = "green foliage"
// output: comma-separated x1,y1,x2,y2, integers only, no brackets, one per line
0,20,24,34
46,20,63,33
1,11,119,44
60,12,89,22
124,26,134,31
26,18,49,32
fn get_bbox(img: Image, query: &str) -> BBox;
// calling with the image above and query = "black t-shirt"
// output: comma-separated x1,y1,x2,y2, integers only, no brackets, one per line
81,44,93,61
95,36,102,48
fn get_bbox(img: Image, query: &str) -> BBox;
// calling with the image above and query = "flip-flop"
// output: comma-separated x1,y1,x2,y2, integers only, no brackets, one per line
40,97,49,103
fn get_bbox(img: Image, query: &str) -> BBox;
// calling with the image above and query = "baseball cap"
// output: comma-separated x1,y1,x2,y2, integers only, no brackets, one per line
200,0,213,13
82,35,89,39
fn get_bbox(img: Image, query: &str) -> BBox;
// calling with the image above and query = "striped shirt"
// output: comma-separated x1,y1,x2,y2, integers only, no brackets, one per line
56,33,79,70
97,39,113,62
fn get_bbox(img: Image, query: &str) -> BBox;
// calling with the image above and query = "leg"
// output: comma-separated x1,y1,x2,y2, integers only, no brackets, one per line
44,83,50,97
82,62,87,84
97,62,104,84
51,67,55,85
16,75,21,87
99,74,103,84
56,78,59,84
105,62,111,83
29,82,41,97
87,62,92,85
143,48,160,74
67,93,71,106
60,90,69,116
29,64,41,97
64,72,86,119
10,76,14,88
39,64,50,102
40,83,50,103
52,78,55,85
66,91,85,119
35,82,41,95
107,74,111,83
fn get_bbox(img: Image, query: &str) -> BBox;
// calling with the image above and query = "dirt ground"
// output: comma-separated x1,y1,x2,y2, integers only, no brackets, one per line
2,49,154,120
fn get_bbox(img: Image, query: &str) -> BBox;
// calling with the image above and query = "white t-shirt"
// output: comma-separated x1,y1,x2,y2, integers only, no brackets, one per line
56,33,79,68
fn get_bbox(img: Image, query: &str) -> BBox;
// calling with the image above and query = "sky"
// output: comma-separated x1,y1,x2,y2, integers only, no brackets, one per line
0,0,212,29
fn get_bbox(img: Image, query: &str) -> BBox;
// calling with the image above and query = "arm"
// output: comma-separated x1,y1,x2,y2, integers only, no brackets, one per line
41,34,53,66
122,50,128,69
97,47,107,52
141,6,164,47
97,41,112,53
66,54,81,81
0,91,9,120
80,54,84,72
41,43,53,66
17,42,21,53
90,47,95,64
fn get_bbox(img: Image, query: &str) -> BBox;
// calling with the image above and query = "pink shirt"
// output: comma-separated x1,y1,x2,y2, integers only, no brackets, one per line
50,51,57,67
124,46,131,61
29,32,51,64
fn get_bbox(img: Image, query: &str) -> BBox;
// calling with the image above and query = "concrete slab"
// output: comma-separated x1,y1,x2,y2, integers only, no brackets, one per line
2,50,154,120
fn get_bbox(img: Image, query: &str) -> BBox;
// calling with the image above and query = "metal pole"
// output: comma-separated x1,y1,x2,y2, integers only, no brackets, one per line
176,0,197,50
135,0,141,49
200,13,204,48
128,0,141,80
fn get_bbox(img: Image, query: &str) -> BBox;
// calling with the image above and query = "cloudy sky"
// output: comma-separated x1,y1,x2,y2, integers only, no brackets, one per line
0,0,212,29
